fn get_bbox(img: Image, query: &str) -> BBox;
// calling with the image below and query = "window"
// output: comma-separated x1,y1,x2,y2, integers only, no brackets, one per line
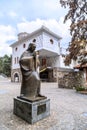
14,57,16,64
42,58,46,66
23,43,26,48
17,57,19,63
15,47,18,51
50,39,54,44
33,39,36,42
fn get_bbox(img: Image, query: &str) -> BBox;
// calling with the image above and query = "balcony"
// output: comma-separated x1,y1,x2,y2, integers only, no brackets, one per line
37,49,59,57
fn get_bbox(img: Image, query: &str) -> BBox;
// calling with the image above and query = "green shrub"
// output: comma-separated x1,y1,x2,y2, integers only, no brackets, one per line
76,86,85,91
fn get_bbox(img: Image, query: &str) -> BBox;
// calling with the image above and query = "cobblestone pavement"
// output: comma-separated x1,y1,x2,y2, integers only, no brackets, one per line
0,78,87,130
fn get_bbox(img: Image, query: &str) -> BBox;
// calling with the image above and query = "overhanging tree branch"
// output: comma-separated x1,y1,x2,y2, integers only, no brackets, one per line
60,0,87,65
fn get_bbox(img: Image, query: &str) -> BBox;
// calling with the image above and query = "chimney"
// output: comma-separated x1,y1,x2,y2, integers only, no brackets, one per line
17,32,29,40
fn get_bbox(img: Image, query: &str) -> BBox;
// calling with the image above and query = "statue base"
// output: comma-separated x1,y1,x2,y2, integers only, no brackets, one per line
13,97,50,124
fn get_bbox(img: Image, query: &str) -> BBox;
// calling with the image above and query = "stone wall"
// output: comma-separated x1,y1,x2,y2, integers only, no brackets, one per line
58,68,85,89
11,67,85,86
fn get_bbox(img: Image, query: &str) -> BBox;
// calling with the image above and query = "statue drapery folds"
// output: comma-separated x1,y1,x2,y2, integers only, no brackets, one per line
19,43,43,101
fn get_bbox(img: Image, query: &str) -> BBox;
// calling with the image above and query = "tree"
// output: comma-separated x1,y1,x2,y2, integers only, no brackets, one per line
0,55,11,77
0,57,3,73
60,0,87,65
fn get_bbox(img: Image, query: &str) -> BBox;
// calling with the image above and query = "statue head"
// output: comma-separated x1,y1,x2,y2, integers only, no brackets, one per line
27,43,36,52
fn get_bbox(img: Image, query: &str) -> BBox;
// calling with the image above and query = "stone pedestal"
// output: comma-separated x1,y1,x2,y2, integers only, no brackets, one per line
13,97,50,124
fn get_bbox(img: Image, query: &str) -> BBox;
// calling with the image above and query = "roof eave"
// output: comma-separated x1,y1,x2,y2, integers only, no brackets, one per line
10,26,62,47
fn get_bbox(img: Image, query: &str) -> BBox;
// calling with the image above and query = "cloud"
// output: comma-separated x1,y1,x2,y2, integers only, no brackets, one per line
0,43,12,57
8,11,17,18
0,25,17,56
17,19,44,33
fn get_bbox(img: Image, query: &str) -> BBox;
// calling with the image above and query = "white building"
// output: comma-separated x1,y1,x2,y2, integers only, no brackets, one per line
10,26,74,82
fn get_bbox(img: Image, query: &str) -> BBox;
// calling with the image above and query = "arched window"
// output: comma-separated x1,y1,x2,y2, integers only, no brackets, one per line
33,39,36,42
15,47,18,51
50,39,54,44
23,43,26,48
14,57,16,64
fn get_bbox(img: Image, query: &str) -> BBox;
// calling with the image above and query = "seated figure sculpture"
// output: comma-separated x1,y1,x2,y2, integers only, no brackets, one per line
19,43,45,101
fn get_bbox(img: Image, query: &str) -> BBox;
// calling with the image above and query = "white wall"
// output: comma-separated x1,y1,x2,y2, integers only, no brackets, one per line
12,31,62,70
43,32,60,55
12,34,43,69
59,55,76,69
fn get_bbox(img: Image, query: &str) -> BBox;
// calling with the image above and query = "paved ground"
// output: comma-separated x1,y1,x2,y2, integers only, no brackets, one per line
0,78,87,130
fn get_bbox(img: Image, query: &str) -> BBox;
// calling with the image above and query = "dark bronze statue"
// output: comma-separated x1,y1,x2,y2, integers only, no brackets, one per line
19,43,46,101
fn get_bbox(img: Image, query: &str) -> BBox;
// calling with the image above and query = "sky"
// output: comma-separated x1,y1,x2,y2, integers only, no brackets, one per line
0,0,71,56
